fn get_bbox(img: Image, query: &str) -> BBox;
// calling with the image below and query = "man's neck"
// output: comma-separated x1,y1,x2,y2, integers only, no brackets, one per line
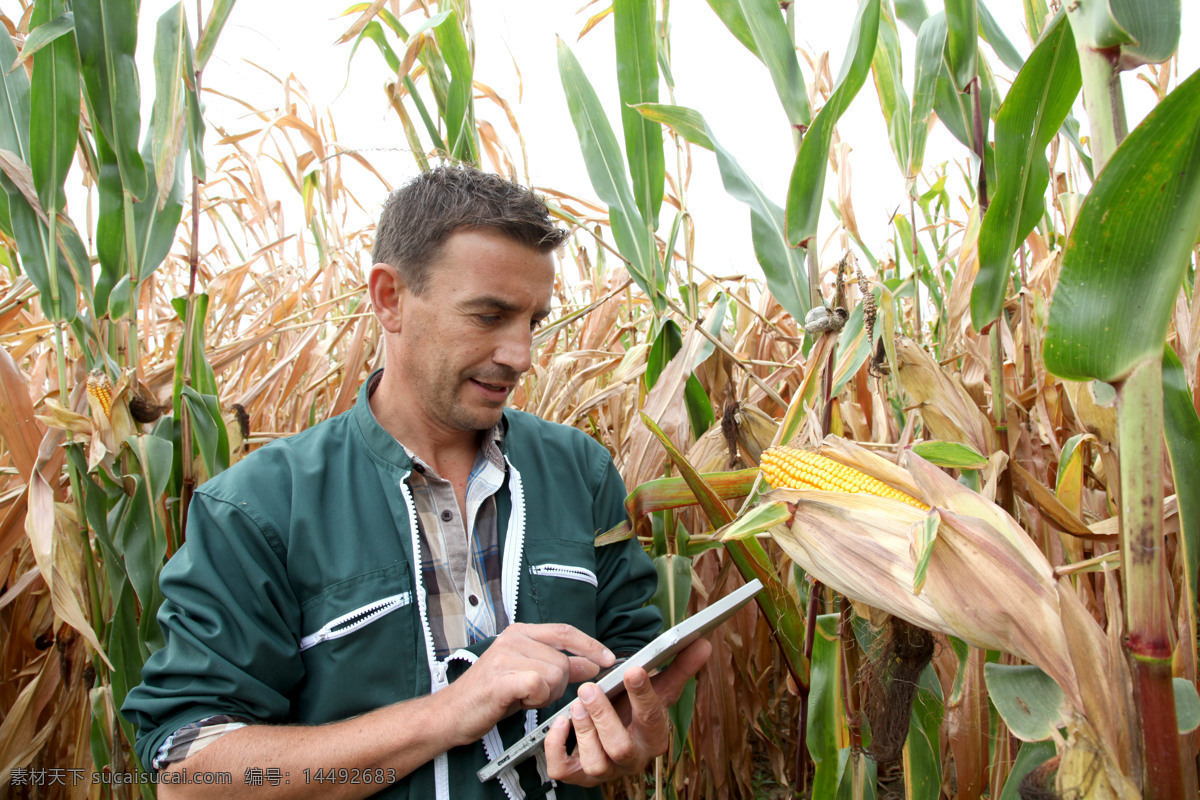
367,370,484,478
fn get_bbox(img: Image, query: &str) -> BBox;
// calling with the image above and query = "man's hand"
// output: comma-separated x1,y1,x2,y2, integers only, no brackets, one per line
441,622,617,745
543,637,713,786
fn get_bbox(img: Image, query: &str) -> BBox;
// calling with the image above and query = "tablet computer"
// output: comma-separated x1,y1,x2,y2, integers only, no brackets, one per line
477,578,764,783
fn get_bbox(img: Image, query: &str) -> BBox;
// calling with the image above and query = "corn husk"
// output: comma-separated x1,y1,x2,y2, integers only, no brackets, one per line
754,435,1133,784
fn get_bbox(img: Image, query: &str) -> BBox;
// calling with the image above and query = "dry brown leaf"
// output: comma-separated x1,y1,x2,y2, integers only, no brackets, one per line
0,343,41,482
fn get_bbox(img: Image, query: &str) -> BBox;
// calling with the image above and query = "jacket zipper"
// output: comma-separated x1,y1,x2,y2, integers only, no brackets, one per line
298,592,412,651
528,563,598,587
401,475,454,800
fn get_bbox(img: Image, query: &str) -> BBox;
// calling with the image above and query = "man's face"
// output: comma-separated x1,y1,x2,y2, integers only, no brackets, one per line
393,228,555,435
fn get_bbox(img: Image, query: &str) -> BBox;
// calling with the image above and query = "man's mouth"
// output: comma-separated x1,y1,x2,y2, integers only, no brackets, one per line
471,378,513,395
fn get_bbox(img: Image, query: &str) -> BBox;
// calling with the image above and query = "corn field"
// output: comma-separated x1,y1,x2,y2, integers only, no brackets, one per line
1,0,1198,798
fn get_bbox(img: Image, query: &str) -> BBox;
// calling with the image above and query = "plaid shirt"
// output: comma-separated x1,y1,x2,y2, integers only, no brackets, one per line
407,427,509,659
154,423,510,769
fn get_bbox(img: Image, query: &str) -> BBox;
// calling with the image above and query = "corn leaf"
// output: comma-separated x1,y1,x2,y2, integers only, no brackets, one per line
999,740,1056,800
29,0,77,214
151,2,192,210
717,499,792,541
635,101,811,322
614,0,664,228
1044,69,1200,382
984,663,1067,741
558,39,661,308
807,613,842,798
9,9,73,70
906,666,945,800
1163,346,1200,620
908,12,946,178
703,0,810,128
632,102,713,151
871,2,910,172
623,468,759,522
1066,0,1180,69
944,0,977,91
433,11,477,164
910,440,988,469
911,509,939,593
1174,678,1200,733
786,0,879,248
978,2,1024,71
973,13,1079,330
73,0,146,201
650,553,692,629
193,0,236,71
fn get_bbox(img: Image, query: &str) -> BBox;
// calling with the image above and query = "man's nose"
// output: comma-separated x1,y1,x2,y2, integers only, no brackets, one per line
493,324,533,374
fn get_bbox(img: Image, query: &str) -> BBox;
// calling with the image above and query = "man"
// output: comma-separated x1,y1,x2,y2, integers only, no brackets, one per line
123,165,711,800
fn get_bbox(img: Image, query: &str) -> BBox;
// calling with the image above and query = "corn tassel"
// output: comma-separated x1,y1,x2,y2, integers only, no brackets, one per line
86,368,113,420
760,445,929,510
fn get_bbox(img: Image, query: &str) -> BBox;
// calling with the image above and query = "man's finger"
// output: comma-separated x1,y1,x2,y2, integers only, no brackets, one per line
509,622,616,667
569,694,613,777
648,638,713,705
621,666,667,738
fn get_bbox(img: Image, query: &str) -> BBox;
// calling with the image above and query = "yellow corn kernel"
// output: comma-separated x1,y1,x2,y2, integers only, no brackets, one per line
760,446,929,510
87,368,113,420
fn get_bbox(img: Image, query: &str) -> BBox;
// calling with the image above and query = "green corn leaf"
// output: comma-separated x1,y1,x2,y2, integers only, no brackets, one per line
973,12,1079,330
911,509,940,593
703,0,810,129
632,102,713,151
895,0,929,33
623,468,759,524
999,740,1056,799
945,0,978,91
807,613,841,797
1163,346,1200,621
614,0,664,228
906,666,945,800
830,303,872,396
1044,69,1200,382
651,553,693,629
558,39,661,308
908,12,946,178
1175,678,1200,733
640,412,808,683
9,9,73,70
633,101,810,322
984,663,1066,741
433,10,477,164
74,0,146,201
717,499,793,541
151,2,192,210
786,0,879,249
911,440,988,469
1066,0,1180,69
193,0,236,71
29,1,78,214
978,1,1025,71
1024,0,1052,39
871,2,911,171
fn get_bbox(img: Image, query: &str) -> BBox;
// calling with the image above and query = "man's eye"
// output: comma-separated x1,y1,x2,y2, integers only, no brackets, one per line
530,318,546,332
476,315,501,326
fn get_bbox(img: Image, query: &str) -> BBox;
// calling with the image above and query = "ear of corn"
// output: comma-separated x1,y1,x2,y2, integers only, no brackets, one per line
86,369,113,420
760,445,929,510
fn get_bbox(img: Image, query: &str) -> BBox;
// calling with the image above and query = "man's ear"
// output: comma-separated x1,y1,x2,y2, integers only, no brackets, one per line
369,262,405,333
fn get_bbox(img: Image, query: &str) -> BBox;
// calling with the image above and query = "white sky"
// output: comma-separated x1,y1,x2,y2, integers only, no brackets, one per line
139,0,1199,289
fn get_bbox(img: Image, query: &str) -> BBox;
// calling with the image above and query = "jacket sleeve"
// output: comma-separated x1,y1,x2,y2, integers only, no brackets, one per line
121,490,305,769
590,455,662,655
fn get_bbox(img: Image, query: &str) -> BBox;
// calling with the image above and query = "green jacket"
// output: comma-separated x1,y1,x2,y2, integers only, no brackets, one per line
122,377,661,800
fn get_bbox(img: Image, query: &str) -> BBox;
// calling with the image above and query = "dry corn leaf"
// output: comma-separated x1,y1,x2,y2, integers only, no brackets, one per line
895,336,996,455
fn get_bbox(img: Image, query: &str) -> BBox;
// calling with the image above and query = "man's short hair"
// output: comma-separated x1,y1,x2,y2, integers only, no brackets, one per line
372,165,568,295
